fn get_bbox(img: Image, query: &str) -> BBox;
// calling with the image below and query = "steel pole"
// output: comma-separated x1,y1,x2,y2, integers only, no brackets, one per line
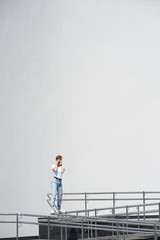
16,214,18,240
48,216,50,240
85,192,87,217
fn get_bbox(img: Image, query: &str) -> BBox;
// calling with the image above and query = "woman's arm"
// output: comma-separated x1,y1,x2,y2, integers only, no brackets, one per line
52,161,58,172
60,160,65,173
61,166,65,173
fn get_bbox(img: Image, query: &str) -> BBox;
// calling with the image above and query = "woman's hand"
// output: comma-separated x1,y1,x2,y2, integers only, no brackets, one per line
61,166,65,173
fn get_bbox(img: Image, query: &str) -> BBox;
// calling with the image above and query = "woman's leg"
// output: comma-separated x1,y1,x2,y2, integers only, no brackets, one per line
51,179,57,208
57,181,63,209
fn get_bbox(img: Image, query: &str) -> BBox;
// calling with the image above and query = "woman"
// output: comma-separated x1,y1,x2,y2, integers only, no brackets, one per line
50,155,65,214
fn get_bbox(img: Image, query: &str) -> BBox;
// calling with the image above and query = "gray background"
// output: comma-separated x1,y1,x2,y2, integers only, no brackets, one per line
0,0,160,237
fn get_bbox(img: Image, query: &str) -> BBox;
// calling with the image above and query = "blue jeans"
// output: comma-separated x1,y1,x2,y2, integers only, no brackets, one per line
51,178,63,208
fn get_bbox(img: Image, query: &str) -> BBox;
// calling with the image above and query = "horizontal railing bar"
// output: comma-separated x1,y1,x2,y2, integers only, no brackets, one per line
20,223,160,235
1,212,160,226
41,222,157,234
47,191,160,212
66,202,160,214
1,214,159,232
0,214,158,227
48,191,160,195
61,198,160,201
0,221,17,223
1,218,159,234
1,219,160,236
38,218,156,227
0,213,20,216
50,216,160,227
1,218,159,233
38,215,160,227
100,209,158,217
62,192,160,195
2,211,160,227
37,218,159,231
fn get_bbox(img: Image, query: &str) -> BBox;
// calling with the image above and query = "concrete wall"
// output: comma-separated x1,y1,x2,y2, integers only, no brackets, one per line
0,0,160,237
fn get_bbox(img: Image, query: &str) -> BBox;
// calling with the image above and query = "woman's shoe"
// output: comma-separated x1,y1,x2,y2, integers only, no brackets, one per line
50,208,56,215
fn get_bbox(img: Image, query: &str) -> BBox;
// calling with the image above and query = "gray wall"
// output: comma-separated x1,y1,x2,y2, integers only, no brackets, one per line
0,0,160,237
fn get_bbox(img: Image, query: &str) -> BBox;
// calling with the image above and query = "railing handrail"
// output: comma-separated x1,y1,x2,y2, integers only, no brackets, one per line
48,191,160,195
1,212,160,239
47,191,160,200
66,201,160,214
1,212,160,226
47,191,160,217
1,212,160,225
2,191,160,239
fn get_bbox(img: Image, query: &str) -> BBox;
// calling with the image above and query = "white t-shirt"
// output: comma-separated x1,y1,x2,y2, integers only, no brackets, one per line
51,164,64,179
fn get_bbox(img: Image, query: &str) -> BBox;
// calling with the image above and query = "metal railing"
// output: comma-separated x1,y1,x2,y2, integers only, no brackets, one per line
1,212,160,240
1,192,160,240
65,202,160,220
47,191,160,214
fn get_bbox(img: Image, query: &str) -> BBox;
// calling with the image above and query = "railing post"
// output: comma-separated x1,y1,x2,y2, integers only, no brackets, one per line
143,191,145,220
113,192,116,214
112,222,114,236
48,216,50,240
137,206,140,220
65,223,67,240
85,192,87,216
61,222,63,240
116,222,119,240
95,209,97,217
88,221,90,238
154,224,157,240
123,224,125,238
95,221,97,238
126,206,129,220
81,219,84,240
91,220,93,239
16,214,19,240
